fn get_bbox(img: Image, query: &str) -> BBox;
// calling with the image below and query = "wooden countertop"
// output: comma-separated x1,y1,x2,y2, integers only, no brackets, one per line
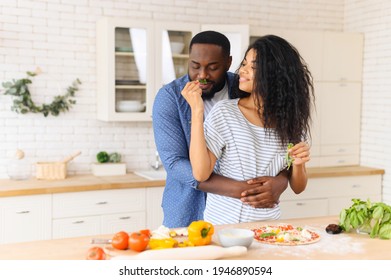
0,166,384,198
0,215,389,260
0,173,165,198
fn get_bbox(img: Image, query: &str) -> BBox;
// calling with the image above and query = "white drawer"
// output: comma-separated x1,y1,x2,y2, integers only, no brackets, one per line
52,216,101,239
52,188,146,218
319,155,359,167
281,175,382,201
101,211,146,234
279,199,328,219
321,144,359,156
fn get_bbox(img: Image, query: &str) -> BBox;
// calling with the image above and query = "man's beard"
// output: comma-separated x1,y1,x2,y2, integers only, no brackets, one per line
201,80,226,100
201,90,217,100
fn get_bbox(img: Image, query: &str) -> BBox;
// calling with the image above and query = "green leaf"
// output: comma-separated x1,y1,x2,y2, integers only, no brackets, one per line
378,224,391,239
372,205,384,220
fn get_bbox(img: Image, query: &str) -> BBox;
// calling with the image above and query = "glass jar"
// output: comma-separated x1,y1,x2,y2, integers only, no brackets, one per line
7,158,31,180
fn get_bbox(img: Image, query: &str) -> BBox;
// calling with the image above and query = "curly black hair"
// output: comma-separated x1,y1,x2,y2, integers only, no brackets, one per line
235,34,315,146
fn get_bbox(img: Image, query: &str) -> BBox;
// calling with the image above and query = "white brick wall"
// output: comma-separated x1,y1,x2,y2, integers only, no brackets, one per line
344,0,391,204
0,0,345,178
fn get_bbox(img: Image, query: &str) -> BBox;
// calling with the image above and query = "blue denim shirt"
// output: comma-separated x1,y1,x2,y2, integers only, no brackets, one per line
152,73,237,228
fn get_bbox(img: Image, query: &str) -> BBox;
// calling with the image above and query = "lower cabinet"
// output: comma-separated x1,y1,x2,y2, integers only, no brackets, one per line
146,187,164,230
0,187,165,244
52,188,147,239
279,175,382,219
0,194,52,244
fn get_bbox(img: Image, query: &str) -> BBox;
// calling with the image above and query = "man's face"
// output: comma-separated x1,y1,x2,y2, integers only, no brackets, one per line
188,43,232,100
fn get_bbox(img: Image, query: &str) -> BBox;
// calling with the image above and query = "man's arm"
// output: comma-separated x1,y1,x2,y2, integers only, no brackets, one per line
152,87,198,188
199,170,289,208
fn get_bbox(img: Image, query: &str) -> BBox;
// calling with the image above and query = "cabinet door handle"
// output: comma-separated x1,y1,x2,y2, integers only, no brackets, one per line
352,184,361,188
296,202,305,206
119,216,131,220
337,148,346,152
96,201,108,205
15,210,30,214
72,220,85,224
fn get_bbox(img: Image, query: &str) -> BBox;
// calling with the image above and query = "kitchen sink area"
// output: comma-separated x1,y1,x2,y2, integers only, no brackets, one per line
134,169,167,180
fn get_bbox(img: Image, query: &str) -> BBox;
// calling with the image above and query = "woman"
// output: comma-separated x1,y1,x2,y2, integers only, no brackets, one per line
182,35,315,225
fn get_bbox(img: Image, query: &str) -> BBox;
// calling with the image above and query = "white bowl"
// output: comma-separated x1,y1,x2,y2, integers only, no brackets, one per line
217,228,254,248
170,42,185,54
116,100,145,112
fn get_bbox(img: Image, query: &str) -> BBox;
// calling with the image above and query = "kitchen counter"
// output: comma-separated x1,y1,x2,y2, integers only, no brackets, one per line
0,215,389,260
0,166,384,198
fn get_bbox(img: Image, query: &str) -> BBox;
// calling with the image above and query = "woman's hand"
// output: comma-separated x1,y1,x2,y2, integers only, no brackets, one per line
181,81,204,114
288,142,310,166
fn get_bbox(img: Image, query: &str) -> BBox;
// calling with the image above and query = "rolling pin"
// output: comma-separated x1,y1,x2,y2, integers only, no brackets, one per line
110,245,247,260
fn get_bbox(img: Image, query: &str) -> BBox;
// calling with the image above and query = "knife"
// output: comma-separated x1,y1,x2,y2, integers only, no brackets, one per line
91,238,112,244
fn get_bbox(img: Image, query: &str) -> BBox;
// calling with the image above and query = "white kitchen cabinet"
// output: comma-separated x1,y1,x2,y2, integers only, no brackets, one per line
0,194,52,244
322,31,363,82
96,18,155,121
317,82,361,167
280,174,382,219
52,188,146,238
146,186,164,230
97,17,249,122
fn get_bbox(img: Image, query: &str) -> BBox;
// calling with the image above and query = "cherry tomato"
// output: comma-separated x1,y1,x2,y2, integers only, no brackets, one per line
128,232,150,252
112,231,129,250
86,246,106,260
139,229,151,237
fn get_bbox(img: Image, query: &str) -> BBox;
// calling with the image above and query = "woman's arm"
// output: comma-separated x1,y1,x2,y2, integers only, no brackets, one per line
182,81,217,181
287,142,310,194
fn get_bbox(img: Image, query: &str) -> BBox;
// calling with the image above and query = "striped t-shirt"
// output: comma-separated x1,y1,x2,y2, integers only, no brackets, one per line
203,98,287,225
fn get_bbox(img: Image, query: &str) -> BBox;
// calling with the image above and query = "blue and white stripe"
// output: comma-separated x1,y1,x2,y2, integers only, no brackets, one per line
203,98,287,225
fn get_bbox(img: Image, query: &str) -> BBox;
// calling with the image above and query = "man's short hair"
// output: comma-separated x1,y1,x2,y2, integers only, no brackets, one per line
189,30,231,57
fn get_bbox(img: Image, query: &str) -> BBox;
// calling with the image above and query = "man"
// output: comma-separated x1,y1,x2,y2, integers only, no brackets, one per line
152,31,289,228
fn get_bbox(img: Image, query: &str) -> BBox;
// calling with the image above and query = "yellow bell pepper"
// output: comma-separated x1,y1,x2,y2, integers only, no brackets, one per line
148,238,178,250
187,220,214,246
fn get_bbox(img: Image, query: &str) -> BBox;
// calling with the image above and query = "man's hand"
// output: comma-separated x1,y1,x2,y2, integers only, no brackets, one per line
240,172,289,208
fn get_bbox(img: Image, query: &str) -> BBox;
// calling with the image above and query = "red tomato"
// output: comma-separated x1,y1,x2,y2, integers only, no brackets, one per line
112,231,129,250
86,246,106,260
128,232,150,252
139,229,151,237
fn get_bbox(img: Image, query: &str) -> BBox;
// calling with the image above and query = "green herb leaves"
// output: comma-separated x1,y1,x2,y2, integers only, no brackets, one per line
2,69,81,117
198,79,207,85
339,198,391,239
286,143,294,170
96,151,122,163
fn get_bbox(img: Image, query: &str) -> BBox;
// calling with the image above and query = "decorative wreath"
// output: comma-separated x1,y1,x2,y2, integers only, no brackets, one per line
1,67,81,117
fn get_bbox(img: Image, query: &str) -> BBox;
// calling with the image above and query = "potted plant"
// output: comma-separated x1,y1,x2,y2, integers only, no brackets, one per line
92,151,126,176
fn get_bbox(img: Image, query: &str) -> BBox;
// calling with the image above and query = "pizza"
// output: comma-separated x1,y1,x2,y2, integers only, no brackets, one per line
252,224,321,246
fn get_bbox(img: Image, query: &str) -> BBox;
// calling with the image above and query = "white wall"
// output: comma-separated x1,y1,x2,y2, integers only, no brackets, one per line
344,0,391,204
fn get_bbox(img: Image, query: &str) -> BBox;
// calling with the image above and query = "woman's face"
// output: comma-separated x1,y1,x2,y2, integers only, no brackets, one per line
238,48,256,93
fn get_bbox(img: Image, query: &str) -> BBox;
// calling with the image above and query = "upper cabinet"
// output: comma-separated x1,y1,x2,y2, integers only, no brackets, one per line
96,18,248,122
96,18,155,121
322,31,363,82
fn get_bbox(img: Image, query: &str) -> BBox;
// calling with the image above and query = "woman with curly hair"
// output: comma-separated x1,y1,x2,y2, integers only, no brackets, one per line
182,34,315,225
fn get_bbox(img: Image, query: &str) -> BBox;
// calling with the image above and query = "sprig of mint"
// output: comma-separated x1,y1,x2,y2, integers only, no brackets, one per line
286,143,294,170
198,79,207,85
339,198,391,239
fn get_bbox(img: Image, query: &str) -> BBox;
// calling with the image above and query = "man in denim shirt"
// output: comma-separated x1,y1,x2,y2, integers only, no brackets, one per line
153,31,289,228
